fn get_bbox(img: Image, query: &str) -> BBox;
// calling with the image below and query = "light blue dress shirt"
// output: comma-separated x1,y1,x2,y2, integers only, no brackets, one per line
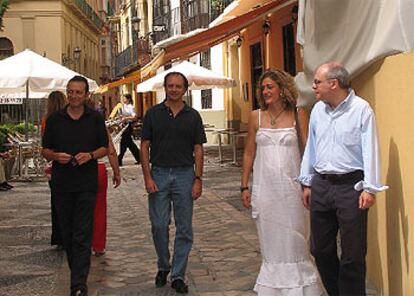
298,89,388,193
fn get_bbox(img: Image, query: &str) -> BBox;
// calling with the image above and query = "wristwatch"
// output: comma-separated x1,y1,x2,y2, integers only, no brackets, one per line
240,186,249,192
194,176,202,181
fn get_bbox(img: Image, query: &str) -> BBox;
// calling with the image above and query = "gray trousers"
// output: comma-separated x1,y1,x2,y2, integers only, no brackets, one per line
310,171,368,296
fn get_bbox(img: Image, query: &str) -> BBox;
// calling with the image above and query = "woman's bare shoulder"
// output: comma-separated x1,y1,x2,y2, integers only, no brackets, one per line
250,109,260,118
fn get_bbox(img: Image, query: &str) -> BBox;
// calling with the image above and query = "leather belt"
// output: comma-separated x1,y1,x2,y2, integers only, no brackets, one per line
317,170,363,183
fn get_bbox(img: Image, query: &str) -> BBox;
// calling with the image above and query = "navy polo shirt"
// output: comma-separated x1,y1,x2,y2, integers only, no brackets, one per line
42,105,108,193
141,101,207,167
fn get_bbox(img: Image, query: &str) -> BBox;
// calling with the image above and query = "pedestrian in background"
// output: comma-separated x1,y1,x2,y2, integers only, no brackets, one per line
117,94,140,166
92,140,120,257
41,90,66,249
0,151,13,191
85,98,121,257
95,99,106,119
42,76,108,296
241,69,325,295
141,72,206,294
298,62,388,296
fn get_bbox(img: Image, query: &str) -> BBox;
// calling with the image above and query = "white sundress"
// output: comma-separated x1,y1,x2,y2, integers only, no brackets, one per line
251,110,325,296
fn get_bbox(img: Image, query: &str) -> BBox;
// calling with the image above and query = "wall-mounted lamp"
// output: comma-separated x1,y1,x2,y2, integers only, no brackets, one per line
291,5,298,23
62,47,81,66
236,36,242,47
131,16,141,35
73,47,81,60
263,20,271,35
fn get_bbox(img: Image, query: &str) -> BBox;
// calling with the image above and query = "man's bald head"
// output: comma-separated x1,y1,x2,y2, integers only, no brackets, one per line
316,62,350,89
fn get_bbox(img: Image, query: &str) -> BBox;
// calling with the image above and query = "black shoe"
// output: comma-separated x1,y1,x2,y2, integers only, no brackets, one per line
0,185,8,191
171,279,188,294
155,270,169,288
56,244,64,251
1,182,13,189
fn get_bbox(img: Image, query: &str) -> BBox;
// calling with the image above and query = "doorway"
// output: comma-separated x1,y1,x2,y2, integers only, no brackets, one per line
250,42,263,110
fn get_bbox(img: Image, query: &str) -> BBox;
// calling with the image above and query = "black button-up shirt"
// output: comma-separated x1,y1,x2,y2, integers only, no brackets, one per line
141,101,206,167
42,105,108,192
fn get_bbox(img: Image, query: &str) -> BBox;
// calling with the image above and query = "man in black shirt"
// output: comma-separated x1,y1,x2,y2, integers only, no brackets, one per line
141,72,206,294
42,76,108,296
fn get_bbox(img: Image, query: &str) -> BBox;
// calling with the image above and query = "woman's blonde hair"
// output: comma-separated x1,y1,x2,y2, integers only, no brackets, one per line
257,69,298,110
46,91,66,119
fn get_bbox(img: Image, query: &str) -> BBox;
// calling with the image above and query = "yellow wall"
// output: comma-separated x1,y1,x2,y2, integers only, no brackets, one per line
226,42,243,127
0,0,101,81
199,110,226,144
352,51,414,296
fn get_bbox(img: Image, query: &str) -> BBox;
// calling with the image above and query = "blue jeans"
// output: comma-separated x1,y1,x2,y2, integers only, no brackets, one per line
149,166,194,281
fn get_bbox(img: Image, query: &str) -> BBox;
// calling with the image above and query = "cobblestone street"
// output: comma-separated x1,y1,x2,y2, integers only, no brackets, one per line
0,146,261,296
0,146,380,296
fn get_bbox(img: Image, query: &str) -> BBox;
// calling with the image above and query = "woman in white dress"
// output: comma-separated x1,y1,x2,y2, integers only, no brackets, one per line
241,70,325,296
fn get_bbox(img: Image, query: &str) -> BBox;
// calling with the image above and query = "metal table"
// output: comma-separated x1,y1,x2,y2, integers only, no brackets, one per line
3,141,34,180
213,129,247,164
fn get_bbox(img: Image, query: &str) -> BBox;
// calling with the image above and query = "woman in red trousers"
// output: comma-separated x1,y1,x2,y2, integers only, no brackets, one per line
87,99,121,256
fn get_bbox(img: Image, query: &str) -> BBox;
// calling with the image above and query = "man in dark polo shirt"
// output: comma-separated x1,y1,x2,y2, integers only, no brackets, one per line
42,76,108,296
141,71,206,294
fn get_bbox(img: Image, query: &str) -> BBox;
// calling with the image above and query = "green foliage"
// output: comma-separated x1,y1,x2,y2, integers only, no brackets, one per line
0,0,9,31
0,123,15,136
210,0,233,20
0,123,13,152
14,122,35,134
0,132,6,152
0,122,36,152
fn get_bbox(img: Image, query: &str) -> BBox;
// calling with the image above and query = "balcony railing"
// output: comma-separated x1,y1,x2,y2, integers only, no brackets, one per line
188,13,209,31
153,12,171,44
211,0,234,21
70,0,104,31
114,39,150,78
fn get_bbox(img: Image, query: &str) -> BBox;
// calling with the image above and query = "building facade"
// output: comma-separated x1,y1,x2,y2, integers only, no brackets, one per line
150,0,233,141
100,0,152,118
0,0,105,81
0,0,108,124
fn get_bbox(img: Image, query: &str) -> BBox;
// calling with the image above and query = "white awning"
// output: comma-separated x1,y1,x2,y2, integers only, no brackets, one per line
295,0,414,106
137,61,235,92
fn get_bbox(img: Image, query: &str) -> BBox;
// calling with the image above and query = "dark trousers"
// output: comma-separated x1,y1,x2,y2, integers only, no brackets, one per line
49,181,62,246
310,172,368,296
54,191,97,292
118,124,140,164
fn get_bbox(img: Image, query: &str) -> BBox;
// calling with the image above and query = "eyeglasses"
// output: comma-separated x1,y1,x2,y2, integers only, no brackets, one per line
313,78,336,85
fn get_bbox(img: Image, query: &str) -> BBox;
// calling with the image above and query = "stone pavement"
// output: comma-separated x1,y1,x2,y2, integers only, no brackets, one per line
0,146,259,296
0,145,381,296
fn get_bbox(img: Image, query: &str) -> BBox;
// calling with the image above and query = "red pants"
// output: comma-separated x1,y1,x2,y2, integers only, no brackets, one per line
92,163,107,252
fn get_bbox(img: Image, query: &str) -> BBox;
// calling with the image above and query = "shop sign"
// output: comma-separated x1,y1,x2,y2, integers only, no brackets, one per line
0,97,24,105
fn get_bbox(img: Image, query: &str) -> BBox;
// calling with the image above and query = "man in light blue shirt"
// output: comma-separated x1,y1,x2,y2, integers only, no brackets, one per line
298,62,387,296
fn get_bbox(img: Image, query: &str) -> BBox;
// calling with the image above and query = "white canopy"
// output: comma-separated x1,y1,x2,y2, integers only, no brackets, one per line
0,49,98,98
136,61,236,92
